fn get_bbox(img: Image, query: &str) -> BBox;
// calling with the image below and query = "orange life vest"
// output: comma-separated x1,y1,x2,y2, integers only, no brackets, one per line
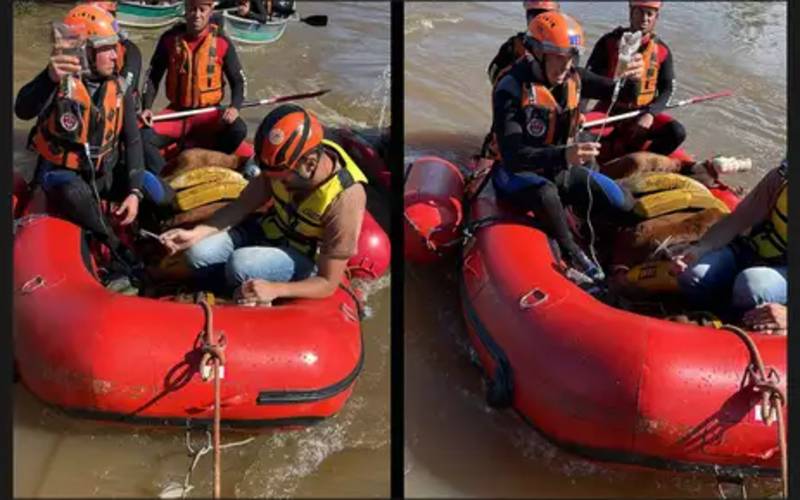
31,75,124,171
165,23,225,109
484,62,581,160
607,30,660,108
518,72,581,146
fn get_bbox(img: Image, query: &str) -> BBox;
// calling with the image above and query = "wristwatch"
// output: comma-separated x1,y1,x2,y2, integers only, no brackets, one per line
131,188,145,201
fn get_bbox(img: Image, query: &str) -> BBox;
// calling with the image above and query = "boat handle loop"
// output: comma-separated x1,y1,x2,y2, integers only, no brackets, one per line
19,275,46,295
519,288,548,310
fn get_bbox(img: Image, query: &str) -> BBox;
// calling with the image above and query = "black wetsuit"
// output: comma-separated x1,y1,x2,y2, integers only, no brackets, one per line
492,56,635,261
14,71,169,258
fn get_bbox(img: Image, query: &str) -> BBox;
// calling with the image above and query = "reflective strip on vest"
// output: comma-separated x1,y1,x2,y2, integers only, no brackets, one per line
260,139,368,259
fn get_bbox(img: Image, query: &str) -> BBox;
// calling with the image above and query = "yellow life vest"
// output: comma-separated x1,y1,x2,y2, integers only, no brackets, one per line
260,139,368,259
747,182,787,261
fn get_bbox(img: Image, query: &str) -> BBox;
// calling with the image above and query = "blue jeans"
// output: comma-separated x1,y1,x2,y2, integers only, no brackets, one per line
677,244,787,310
185,216,316,291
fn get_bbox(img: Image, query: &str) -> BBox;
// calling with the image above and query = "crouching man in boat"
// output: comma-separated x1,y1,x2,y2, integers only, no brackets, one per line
585,1,686,161
139,0,248,155
673,159,788,334
159,105,367,304
492,12,638,283
14,4,169,283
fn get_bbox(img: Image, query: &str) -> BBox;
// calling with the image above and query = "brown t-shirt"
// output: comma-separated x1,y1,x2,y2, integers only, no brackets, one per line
319,181,367,259
700,166,786,250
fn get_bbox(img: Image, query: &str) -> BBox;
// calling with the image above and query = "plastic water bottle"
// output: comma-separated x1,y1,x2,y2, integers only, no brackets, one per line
711,155,752,174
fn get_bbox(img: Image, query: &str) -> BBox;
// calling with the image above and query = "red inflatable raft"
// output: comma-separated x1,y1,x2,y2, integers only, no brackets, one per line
405,156,786,478
13,135,390,428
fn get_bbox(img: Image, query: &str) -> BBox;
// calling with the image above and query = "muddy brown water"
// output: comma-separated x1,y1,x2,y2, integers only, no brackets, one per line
405,2,785,497
13,1,390,497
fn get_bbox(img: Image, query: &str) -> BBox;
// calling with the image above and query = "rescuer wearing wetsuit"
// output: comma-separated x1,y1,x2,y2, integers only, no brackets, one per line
585,0,686,160
481,0,644,161
492,12,637,283
14,5,158,285
140,0,248,155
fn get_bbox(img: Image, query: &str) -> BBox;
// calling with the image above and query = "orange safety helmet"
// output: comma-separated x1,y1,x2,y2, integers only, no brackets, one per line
522,1,559,11
63,4,119,47
255,104,325,174
525,11,584,57
629,1,663,10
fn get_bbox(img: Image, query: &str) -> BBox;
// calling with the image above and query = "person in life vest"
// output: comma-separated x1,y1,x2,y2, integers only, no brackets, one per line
83,0,175,191
13,4,170,289
585,0,686,160
481,1,643,160
139,0,248,155
492,12,639,283
159,105,368,303
673,159,788,334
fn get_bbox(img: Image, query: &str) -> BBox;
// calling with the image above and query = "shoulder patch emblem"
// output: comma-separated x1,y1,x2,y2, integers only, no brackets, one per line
60,112,80,133
526,117,547,138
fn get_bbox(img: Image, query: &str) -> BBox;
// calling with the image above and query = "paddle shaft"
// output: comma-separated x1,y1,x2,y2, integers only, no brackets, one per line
580,90,734,130
151,89,331,122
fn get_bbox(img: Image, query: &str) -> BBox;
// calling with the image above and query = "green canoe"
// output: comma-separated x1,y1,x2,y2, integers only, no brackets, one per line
222,10,292,45
117,1,184,29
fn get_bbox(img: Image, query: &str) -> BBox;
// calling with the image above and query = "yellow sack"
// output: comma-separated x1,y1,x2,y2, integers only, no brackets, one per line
621,172,708,195
622,172,731,219
634,189,731,218
175,180,247,211
168,166,246,191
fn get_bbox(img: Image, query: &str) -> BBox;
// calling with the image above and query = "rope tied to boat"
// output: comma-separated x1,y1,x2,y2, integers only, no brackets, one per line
169,422,254,499
720,324,787,498
197,292,225,499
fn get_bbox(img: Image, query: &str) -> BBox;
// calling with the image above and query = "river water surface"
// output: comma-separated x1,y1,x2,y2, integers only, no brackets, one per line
405,2,786,497
13,1,390,497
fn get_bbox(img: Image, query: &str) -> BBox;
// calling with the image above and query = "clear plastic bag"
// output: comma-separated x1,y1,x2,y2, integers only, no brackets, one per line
51,22,90,78
615,30,642,79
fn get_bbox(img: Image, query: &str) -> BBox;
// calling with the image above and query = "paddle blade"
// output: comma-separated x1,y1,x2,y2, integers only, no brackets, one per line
301,15,328,27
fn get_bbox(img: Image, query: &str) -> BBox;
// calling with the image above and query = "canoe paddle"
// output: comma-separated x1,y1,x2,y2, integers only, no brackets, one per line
151,88,331,122
296,15,328,27
581,90,734,130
